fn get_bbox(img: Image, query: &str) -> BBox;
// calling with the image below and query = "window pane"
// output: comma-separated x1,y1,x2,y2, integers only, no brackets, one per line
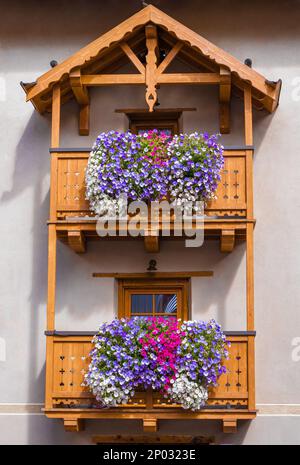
155,294,177,314
131,294,153,314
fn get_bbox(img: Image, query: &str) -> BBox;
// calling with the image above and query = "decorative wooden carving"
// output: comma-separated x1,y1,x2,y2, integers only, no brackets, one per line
22,5,281,113
145,24,159,111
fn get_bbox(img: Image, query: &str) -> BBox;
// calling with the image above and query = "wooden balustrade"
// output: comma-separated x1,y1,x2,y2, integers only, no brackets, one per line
51,148,249,221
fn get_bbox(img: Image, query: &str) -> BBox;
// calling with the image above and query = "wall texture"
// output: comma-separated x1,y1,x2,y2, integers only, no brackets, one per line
0,0,300,444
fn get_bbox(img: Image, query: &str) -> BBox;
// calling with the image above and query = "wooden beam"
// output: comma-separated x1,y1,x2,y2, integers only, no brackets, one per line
157,73,220,85
93,271,214,278
120,42,145,74
145,24,159,111
219,66,231,134
51,84,61,147
144,230,160,253
70,67,89,104
223,419,237,433
81,74,145,85
70,67,90,136
93,435,214,444
143,418,158,432
67,231,86,253
47,225,57,330
157,42,183,74
64,418,84,432
244,84,253,145
246,223,254,330
79,104,90,136
220,230,235,253
248,335,256,411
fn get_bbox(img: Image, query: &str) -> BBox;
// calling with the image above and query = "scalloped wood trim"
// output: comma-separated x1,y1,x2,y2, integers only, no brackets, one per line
22,5,280,113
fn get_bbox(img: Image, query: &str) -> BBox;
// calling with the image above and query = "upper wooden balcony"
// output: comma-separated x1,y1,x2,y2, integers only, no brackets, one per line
49,146,254,253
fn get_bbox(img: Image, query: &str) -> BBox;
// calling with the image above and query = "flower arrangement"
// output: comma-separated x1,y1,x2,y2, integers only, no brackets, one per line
85,130,169,216
85,317,228,411
85,130,223,215
167,132,224,206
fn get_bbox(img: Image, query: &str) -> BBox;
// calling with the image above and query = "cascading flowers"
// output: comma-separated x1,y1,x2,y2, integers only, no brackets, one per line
85,130,169,216
85,317,228,411
85,130,223,216
167,132,224,206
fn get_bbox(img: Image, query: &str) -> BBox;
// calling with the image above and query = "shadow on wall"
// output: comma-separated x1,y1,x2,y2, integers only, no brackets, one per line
1,111,50,444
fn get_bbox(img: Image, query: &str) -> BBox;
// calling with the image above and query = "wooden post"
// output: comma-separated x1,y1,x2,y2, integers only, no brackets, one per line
246,222,255,410
219,66,231,134
244,84,253,146
51,84,61,147
244,83,254,219
244,84,255,411
47,225,57,331
45,85,61,410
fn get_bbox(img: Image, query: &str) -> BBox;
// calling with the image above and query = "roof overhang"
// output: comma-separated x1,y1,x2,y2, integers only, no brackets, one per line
21,4,281,114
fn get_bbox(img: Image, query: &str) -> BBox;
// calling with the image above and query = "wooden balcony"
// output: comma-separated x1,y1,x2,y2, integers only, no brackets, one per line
49,146,254,253
44,331,256,432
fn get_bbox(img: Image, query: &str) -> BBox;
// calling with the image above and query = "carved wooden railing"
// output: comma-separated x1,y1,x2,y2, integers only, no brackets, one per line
46,332,253,411
50,148,250,221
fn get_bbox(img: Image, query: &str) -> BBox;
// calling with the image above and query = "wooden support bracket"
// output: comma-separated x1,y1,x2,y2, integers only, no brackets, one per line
120,42,145,74
220,230,235,253
64,418,84,432
223,419,237,433
145,24,159,111
143,418,158,432
70,67,90,135
68,230,86,253
144,230,160,253
219,66,231,134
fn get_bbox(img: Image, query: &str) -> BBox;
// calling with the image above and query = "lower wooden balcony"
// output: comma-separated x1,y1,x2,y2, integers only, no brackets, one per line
44,331,256,433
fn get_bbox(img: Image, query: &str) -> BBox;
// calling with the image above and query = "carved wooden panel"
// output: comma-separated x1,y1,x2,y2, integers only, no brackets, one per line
52,339,92,405
56,155,90,217
206,154,246,217
50,335,249,410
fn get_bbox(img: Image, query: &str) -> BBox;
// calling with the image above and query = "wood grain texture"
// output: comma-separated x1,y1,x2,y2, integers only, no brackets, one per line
22,5,280,113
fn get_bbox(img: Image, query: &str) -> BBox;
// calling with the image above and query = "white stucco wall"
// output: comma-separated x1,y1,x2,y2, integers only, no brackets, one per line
0,0,300,444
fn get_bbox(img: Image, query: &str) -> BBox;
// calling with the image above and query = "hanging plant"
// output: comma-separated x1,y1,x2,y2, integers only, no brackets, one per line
167,132,224,206
85,317,228,411
85,130,223,216
85,130,169,216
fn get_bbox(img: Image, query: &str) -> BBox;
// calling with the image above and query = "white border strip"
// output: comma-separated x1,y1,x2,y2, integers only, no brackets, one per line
257,404,300,415
0,403,300,415
0,403,43,414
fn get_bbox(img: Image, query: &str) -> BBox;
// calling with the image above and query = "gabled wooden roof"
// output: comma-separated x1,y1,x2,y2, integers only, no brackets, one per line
21,4,281,113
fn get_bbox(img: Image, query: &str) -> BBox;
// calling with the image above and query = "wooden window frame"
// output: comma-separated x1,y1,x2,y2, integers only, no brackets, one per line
130,120,179,135
118,278,190,320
